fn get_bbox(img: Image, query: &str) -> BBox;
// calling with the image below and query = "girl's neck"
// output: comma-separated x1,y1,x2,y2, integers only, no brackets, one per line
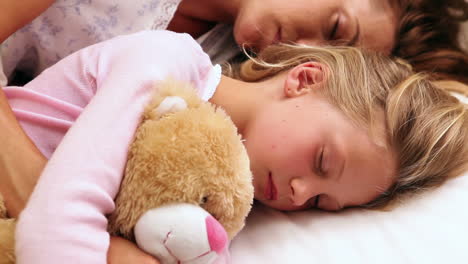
176,0,241,24
209,75,261,136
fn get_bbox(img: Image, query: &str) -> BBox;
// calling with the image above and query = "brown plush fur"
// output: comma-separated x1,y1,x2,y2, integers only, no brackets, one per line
0,195,16,264
0,80,253,262
108,79,253,240
0,195,7,219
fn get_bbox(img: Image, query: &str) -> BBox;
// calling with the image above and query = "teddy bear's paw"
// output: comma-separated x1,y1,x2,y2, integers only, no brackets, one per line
152,96,188,118
134,203,227,264
0,194,7,219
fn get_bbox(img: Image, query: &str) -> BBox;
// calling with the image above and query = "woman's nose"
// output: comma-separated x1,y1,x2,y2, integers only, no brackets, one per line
295,38,323,47
290,177,316,207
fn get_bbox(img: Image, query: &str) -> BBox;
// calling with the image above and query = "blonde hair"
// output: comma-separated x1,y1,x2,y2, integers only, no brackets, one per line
227,44,468,208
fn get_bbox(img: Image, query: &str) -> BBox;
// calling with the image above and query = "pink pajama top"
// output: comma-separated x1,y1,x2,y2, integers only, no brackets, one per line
3,30,222,264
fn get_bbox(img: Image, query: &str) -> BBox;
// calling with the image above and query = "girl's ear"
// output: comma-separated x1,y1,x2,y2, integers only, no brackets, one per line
284,62,327,98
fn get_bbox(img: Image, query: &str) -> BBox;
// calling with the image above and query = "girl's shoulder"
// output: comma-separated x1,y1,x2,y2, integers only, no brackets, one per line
93,30,204,60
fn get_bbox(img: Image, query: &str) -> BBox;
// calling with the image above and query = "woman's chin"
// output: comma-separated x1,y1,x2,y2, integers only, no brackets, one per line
233,24,266,52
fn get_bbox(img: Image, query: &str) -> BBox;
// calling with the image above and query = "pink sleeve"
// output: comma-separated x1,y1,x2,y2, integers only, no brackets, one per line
15,30,218,264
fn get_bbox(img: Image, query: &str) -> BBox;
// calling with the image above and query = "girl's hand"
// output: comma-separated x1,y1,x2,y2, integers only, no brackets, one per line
108,236,160,264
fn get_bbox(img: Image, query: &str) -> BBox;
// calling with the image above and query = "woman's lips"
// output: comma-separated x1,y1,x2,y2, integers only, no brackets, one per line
272,28,282,45
265,172,278,201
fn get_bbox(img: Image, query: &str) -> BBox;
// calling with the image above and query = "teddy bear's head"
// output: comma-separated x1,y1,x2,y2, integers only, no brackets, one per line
108,80,254,243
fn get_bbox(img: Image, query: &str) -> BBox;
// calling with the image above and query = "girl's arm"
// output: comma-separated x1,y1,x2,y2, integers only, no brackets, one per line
0,89,45,218
14,30,216,264
1,89,154,263
108,237,160,264
0,0,55,43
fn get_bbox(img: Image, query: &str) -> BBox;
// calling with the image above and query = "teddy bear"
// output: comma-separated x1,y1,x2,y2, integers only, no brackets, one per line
0,79,254,264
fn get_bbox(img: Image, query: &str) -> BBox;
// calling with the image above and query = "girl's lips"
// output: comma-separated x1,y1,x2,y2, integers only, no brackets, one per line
265,172,278,201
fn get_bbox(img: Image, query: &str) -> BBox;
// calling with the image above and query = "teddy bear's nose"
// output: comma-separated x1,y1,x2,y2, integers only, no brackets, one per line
205,215,227,254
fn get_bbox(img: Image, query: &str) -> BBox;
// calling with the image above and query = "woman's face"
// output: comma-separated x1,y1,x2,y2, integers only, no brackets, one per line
234,0,398,53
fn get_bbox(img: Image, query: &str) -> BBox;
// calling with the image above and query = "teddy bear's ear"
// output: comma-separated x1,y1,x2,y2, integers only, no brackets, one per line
146,96,188,120
143,78,204,121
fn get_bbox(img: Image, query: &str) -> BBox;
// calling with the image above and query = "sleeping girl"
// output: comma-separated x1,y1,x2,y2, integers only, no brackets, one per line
1,30,467,263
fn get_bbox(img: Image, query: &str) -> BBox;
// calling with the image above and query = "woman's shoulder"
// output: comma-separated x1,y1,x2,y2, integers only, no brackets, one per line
1,0,183,78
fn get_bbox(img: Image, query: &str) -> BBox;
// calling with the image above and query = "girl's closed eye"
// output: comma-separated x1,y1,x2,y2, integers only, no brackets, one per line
316,146,327,176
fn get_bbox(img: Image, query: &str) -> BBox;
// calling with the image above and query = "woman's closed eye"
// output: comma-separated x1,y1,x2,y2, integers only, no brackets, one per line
328,12,360,46
329,14,341,40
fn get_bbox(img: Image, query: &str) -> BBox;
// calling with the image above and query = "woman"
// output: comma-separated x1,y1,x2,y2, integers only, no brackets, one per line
1,0,467,82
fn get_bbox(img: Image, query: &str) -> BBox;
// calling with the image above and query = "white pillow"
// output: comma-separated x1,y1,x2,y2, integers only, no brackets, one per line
230,171,468,263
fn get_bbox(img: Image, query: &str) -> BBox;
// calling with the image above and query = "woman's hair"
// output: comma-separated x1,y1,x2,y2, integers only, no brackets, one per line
226,44,468,209
391,0,468,85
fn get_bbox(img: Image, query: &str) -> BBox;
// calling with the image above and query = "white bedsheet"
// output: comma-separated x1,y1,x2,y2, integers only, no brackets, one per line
230,171,468,263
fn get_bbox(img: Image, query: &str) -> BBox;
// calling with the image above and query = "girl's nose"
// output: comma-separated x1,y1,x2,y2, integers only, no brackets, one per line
290,177,316,207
